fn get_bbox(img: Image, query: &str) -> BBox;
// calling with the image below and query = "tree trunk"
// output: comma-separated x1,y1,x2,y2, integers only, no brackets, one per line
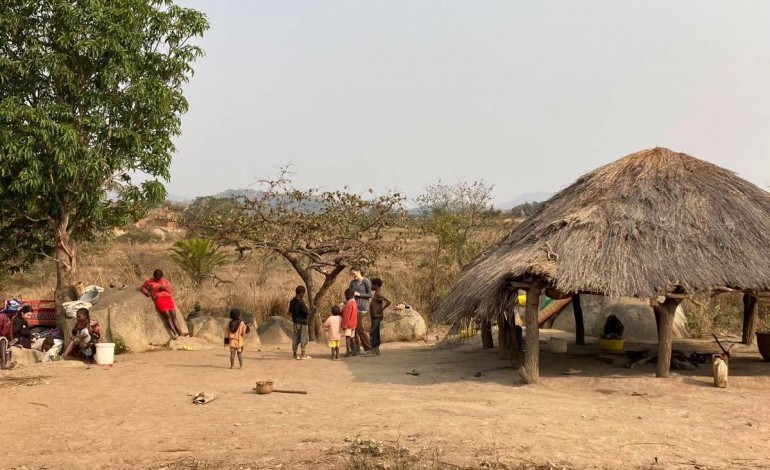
54,217,77,341
742,293,758,346
654,298,680,378
571,294,585,346
520,283,544,384
481,319,494,349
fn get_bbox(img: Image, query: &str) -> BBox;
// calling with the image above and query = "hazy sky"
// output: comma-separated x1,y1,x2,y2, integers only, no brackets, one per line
169,0,770,205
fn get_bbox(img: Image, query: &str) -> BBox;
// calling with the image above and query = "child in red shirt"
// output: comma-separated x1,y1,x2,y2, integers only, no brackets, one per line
341,288,358,357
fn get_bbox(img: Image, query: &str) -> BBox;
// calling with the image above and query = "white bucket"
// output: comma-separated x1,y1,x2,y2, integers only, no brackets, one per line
95,343,115,365
548,338,568,354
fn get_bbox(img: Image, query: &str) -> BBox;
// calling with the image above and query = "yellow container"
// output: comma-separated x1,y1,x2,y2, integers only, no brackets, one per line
597,338,625,352
517,294,526,307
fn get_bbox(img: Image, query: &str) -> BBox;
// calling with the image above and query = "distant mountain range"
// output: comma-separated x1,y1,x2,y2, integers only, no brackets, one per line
497,191,552,211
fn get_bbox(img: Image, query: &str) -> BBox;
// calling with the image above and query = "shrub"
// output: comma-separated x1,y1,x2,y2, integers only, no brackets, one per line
169,238,231,287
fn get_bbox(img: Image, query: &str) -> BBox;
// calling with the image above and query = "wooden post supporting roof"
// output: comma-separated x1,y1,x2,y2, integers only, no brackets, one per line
481,319,494,349
571,294,585,346
742,293,758,346
654,297,682,378
519,282,544,384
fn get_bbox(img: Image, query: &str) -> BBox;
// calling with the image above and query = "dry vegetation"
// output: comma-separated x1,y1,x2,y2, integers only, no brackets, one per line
2,213,767,337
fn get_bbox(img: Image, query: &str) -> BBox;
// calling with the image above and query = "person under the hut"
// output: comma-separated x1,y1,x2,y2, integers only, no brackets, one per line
141,269,186,338
602,314,624,339
62,308,101,363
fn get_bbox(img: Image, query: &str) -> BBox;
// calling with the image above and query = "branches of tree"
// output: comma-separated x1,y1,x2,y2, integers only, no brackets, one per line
0,0,209,321
187,168,407,340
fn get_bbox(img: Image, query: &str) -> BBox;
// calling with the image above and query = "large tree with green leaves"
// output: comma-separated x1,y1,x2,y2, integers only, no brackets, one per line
0,1,208,319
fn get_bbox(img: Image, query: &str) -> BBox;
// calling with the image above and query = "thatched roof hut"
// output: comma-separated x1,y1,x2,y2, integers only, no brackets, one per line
436,147,770,382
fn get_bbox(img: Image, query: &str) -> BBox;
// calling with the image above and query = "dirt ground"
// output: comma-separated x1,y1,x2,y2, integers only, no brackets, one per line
2,331,770,470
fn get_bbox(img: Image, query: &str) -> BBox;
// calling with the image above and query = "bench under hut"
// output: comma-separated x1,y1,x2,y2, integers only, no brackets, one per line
434,147,770,383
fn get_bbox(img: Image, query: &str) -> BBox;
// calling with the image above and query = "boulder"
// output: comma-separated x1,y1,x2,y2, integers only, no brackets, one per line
215,317,261,349
380,308,427,343
87,285,189,353
194,318,225,345
169,336,214,351
199,308,257,326
8,348,42,366
187,315,214,337
258,316,294,345
551,296,687,342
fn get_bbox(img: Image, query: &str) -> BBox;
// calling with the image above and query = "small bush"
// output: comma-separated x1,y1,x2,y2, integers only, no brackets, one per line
113,336,129,355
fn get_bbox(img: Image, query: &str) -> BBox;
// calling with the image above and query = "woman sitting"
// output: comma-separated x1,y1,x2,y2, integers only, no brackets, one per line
62,308,101,363
12,305,33,349
141,269,186,338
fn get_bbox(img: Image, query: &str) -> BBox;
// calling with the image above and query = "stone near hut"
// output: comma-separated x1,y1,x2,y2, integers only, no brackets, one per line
215,317,261,349
169,336,214,351
194,318,225,345
551,296,687,342
380,307,427,343
257,316,294,345
187,314,214,337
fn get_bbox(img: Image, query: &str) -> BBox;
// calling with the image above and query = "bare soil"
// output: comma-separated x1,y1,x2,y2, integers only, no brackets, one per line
2,332,770,470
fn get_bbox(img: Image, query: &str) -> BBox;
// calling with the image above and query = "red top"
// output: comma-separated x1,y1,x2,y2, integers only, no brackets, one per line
341,299,358,330
141,278,173,300
0,314,12,341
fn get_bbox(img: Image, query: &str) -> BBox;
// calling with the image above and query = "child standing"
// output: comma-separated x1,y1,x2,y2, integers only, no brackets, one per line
288,286,312,360
341,288,358,357
323,305,343,360
369,277,392,356
225,309,250,369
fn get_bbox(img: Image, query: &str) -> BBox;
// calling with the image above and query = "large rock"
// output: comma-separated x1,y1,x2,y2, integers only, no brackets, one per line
87,285,189,353
187,315,214,337
258,316,294,345
380,308,427,343
551,296,687,342
196,308,256,326
215,317,261,349
195,318,225,345
8,348,42,366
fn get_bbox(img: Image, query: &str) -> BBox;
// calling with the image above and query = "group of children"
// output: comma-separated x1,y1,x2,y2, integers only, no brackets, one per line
222,268,392,368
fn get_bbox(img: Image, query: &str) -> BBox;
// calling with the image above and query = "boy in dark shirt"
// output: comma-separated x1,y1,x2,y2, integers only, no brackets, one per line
369,278,392,356
288,285,312,360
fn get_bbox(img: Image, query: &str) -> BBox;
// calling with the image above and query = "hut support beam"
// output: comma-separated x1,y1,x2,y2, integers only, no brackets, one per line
654,298,681,378
742,293,758,346
572,294,585,346
497,312,510,359
520,283,544,384
481,319,494,349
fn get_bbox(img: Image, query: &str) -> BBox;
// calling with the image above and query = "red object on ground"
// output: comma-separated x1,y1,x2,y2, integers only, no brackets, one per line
17,300,57,327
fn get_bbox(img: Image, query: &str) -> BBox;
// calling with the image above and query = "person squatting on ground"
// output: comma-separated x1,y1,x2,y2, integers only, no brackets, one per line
288,285,312,360
225,308,250,369
341,288,359,357
323,305,343,360
62,308,101,363
349,268,372,354
141,269,186,338
369,277,392,356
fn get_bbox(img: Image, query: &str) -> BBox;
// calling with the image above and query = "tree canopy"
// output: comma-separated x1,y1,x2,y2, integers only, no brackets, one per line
0,0,208,308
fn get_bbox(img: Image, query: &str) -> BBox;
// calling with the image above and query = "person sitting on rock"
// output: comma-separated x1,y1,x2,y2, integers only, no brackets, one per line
62,308,101,363
141,269,186,338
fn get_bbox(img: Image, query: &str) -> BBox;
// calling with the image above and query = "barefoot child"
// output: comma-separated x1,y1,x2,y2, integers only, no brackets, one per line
289,286,312,360
323,305,343,360
369,277,391,356
225,309,250,369
341,288,358,357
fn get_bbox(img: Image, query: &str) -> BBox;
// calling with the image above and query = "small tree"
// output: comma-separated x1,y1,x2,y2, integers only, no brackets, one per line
0,1,208,323
169,238,231,287
415,180,503,311
192,169,406,339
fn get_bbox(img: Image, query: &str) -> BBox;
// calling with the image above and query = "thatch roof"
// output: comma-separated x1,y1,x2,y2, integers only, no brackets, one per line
435,147,770,323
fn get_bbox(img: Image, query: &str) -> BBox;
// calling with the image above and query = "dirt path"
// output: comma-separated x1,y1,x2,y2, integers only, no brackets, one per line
2,336,770,469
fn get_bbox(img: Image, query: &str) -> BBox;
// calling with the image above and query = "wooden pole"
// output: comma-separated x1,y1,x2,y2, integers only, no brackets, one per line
481,319,494,349
520,283,544,384
571,294,585,346
654,298,681,378
497,312,510,359
742,293,758,346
